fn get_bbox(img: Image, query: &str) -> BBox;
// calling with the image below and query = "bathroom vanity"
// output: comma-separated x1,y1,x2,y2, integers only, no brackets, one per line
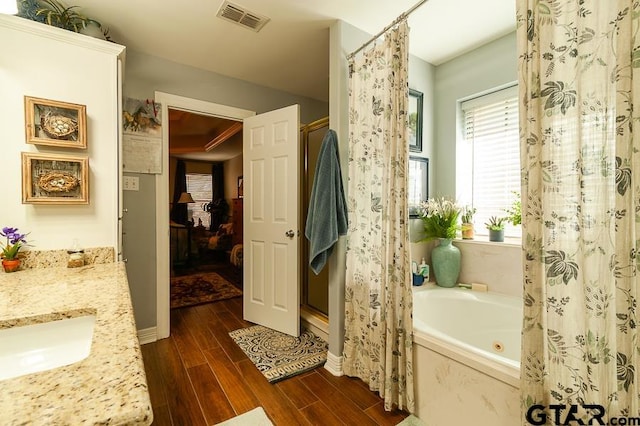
0,262,152,425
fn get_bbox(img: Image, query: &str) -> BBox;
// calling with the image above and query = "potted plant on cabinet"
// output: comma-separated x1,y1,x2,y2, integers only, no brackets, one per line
485,216,506,242
460,205,476,240
17,0,111,40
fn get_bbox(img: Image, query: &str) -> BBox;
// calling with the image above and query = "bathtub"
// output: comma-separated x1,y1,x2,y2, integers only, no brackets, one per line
412,285,522,426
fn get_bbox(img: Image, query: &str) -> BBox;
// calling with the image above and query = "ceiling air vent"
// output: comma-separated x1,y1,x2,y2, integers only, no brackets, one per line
216,1,270,32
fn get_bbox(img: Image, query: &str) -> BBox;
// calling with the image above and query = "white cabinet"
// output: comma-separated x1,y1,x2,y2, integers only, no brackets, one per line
0,15,125,253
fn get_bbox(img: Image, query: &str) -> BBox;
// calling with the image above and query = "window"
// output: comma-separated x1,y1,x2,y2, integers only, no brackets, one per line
186,173,212,228
458,85,520,238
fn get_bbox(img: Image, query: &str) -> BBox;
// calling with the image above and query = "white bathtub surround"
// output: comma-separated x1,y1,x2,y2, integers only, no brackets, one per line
414,345,520,425
412,285,521,425
410,237,523,299
343,22,414,412
455,239,523,298
518,0,640,419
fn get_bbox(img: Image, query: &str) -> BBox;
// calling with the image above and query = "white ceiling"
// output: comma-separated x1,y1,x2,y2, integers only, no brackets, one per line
72,0,516,103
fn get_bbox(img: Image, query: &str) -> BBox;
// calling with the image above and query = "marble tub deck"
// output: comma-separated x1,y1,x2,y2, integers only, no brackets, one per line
0,261,153,425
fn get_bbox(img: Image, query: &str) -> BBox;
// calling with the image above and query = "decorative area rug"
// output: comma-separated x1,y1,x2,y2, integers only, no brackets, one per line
215,407,273,426
229,325,327,383
170,272,242,309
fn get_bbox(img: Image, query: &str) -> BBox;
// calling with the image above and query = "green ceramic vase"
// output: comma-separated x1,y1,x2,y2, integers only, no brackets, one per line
431,238,460,288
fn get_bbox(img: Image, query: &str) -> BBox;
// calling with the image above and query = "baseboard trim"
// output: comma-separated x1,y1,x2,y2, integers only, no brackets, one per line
137,327,157,345
324,351,343,376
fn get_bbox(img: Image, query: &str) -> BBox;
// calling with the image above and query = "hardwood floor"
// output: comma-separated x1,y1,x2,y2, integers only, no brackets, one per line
141,297,409,425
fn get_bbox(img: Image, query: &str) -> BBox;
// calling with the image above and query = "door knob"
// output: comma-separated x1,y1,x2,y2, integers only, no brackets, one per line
285,230,295,239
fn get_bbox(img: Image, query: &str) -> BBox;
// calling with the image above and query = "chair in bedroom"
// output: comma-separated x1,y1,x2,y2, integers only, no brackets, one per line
196,222,234,261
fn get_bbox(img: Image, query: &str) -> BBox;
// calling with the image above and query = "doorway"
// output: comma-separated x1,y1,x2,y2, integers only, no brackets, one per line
301,117,330,317
154,92,255,339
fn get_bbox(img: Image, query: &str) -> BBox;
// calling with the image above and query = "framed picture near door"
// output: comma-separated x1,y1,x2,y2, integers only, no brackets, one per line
408,89,423,153
237,176,243,198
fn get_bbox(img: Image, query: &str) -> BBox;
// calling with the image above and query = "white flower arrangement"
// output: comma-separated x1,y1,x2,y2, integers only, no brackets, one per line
418,197,461,241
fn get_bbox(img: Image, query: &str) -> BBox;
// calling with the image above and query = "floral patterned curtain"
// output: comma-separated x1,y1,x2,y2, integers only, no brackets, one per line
518,0,640,421
343,21,414,412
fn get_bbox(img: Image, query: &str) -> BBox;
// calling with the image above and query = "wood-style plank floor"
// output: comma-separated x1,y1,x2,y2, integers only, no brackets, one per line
141,297,409,425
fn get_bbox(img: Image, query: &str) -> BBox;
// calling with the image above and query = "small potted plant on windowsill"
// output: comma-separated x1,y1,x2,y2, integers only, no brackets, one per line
485,216,506,242
460,205,476,240
505,192,522,227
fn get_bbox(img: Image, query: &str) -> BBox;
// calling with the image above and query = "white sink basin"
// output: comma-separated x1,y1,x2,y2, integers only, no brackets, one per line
0,315,96,381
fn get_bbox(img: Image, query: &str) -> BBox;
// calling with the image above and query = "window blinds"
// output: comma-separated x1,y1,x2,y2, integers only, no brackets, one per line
186,173,213,227
462,86,520,237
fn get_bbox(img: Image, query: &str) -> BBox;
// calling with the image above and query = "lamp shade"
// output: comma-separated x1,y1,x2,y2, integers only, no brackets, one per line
0,0,18,14
177,192,195,204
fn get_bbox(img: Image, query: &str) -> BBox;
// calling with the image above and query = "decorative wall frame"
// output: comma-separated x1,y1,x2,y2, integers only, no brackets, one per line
24,96,87,149
22,152,89,205
238,176,244,198
408,156,429,218
408,89,423,153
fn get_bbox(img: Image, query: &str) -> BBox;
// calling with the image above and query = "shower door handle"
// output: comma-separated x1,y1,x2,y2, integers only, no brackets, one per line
285,230,295,239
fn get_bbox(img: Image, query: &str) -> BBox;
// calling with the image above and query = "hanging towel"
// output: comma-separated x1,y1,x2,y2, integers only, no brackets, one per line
305,129,348,275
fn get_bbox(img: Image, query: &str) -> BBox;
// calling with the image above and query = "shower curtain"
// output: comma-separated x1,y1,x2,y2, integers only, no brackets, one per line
518,0,640,421
342,21,414,412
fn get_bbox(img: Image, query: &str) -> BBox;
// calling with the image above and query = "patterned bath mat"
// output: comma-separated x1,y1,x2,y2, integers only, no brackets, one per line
229,325,327,383
170,272,242,309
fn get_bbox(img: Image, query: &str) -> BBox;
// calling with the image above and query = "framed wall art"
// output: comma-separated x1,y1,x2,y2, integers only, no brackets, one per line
238,176,244,198
22,152,89,205
408,156,429,218
24,96,87,149
408,89,423,153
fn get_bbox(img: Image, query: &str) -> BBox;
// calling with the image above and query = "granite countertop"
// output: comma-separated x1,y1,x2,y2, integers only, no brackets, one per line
0,262,153,425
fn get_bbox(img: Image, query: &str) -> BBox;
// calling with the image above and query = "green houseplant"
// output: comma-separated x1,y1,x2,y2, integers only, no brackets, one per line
460,205,476,240
505,192,522,226
418,198,461,287
418,197,461,241
485,216,506,242
17,0,111,40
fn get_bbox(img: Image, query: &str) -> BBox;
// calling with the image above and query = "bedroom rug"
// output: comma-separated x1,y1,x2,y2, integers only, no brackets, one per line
214,407,273,426
229,325,327,383
170,272,242,309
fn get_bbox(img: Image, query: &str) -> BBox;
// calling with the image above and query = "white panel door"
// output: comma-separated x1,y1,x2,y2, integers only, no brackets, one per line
243,105,300,337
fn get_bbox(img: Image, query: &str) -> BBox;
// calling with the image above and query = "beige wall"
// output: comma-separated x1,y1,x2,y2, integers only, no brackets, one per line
224,154,243,214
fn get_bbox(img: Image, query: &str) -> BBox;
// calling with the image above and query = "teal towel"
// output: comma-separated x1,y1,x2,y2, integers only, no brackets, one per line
305,129,348,274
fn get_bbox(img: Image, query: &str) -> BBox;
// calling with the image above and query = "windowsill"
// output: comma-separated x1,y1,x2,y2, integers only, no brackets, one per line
453,235,521,247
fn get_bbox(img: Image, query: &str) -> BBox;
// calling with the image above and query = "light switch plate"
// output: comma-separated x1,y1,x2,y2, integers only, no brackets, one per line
123,176,139,191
